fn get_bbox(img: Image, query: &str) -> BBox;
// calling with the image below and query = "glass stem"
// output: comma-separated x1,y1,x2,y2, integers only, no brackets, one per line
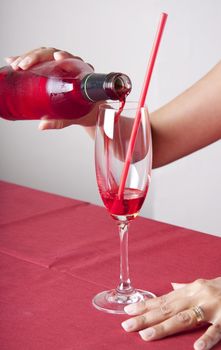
116,222,134,294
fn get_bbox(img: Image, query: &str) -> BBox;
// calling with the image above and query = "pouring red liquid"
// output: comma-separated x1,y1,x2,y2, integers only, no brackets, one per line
0,58,131,121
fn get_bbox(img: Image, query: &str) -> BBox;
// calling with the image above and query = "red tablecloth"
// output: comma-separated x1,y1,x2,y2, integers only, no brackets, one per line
0,180,220,350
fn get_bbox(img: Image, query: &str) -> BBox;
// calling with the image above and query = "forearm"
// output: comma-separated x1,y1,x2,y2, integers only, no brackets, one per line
151,61,221,168
84,62,221,166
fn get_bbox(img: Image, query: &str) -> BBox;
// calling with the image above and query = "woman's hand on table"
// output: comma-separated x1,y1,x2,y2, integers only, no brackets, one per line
121,277,221,350
5,47,98,132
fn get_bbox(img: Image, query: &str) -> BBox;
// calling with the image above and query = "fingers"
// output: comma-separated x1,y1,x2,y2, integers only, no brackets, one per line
5,47,57,70
124,289,187,316
4,56,19,64
124,300,148,316
38,118,75,130
5,47,82,71
122,296,190,332
194,323,221,350
5,47,92,77
38,102,100,130
121,278,221,350
138,308,199,341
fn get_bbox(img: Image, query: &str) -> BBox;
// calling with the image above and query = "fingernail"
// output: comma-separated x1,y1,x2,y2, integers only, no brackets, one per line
124,301,145,315
38,122,47,130
171,282,186,290
121,319,136,332
194,340,205,350
171,282,178,290
18,56,32,69
11,61,21,70
124,304,139,315
38,121,54,130
139,327,156,341
5,57,14,64
38,123,47,130
54,51,63,60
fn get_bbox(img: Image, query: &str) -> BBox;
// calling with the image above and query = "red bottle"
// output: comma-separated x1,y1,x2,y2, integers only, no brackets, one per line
0,58,132,120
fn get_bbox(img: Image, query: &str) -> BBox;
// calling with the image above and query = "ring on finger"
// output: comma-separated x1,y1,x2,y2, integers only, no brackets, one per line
192,306,205,324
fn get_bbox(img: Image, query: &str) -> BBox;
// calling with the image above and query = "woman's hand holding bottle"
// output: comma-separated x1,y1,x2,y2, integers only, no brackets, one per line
5,47,99,130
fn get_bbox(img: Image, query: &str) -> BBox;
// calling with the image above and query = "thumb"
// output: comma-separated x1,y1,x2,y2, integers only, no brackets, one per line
38,119,74,130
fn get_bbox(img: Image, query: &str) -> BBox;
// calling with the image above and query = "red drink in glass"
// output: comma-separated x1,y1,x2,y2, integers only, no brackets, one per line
101,187,147,218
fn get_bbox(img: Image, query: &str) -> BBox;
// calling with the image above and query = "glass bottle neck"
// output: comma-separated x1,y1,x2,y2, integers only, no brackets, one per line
82,73,132,102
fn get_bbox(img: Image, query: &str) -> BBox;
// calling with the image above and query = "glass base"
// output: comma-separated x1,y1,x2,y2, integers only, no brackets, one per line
92,288,156,314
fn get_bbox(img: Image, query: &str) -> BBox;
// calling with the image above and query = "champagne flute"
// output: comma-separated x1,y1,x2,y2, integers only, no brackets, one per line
92,101,155,314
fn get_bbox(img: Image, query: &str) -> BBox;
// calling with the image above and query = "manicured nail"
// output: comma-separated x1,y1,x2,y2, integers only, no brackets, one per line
139,327,156,341
171,282,186,290
38,122,47,130
5,57,14,64
54,51,64,60
18,56,32,69
38,121,54,130
38,123,47,130
11,60,21,70
194,340,206,350
121,319,136,332
124,301,145,315
124,304,138,315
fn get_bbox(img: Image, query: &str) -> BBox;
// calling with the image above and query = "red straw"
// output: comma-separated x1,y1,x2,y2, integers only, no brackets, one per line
118,12,168,198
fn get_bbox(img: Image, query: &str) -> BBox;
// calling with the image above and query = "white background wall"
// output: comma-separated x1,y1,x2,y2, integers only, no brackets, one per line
0,0,220,236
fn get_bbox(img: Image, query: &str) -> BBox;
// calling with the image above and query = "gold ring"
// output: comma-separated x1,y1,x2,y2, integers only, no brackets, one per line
192,306,205,324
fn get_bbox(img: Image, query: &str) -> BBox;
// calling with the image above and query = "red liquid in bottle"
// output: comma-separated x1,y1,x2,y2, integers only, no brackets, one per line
0,59,94,120
0,59,132,121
